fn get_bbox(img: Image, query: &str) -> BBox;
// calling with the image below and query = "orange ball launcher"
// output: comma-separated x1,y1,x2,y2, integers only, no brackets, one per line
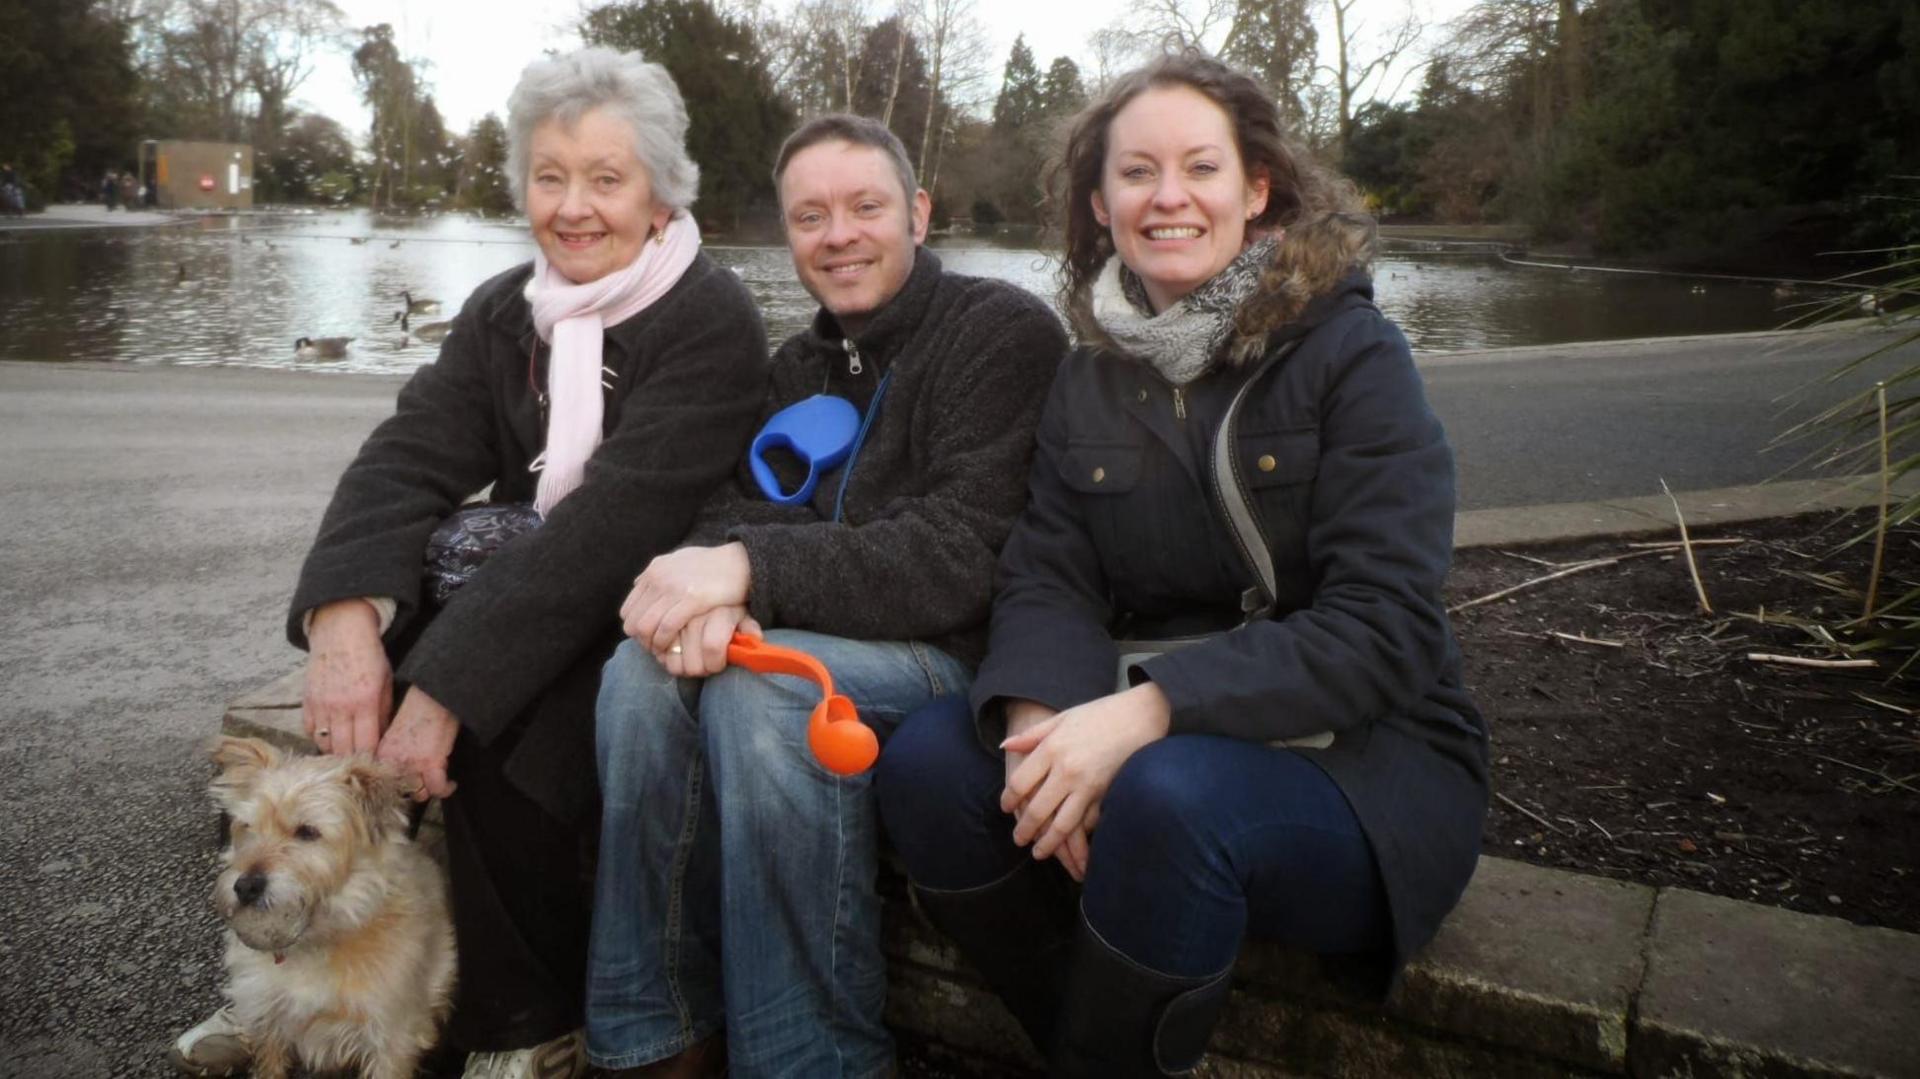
724,631,878,776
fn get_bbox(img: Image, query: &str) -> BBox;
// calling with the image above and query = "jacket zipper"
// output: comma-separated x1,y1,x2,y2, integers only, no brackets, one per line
1172,385,1187,420
845,339,863,375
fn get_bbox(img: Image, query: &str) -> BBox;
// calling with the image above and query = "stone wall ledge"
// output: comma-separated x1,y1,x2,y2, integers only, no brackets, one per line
224,679,1920,1078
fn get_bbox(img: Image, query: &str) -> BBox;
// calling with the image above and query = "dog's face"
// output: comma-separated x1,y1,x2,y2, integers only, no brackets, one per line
208,738,404,954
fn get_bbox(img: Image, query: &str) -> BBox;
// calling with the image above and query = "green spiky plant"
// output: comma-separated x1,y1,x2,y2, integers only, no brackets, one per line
1774,234,1920,680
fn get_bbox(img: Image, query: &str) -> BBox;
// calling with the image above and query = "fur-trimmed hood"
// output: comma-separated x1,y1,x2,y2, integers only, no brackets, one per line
1071,210,1379,366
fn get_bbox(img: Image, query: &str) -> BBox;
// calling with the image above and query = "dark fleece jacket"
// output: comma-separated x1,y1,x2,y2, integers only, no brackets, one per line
690,247,1068,665
288,252,767,819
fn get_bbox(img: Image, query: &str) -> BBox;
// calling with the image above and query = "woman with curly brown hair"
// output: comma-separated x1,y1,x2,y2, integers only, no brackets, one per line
875,52,1488,1075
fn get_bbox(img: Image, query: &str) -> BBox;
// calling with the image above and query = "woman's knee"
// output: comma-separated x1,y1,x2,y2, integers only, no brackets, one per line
1103,738,1216,832
875,696,1018,884
874,698,985,835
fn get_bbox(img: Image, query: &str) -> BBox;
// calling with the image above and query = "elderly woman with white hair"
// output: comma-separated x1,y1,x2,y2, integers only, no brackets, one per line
168,47,767,1079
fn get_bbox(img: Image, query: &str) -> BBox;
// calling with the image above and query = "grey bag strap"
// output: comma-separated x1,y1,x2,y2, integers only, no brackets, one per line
1209,340,1302,622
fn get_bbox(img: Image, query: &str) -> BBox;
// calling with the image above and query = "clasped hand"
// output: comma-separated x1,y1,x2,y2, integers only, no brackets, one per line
620,542,756,677
1000,683,1173,881
304,599,458,801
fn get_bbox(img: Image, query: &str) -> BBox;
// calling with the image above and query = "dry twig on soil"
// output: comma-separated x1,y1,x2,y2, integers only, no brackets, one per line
1661,478,1714,614
1747,653,1878,670
1495,792,1565,834
1451,558,1620,613
1549,631,1626,648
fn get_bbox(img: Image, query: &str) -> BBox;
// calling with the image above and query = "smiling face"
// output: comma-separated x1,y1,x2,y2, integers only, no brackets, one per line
525,106,672,284
1092,85,1271,313
778,139,930,337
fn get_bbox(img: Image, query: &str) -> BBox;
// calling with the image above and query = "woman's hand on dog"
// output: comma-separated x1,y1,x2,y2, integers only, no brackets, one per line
305,599,394,757
621,543,752,654
1000,683,1173,869
376,687,460,801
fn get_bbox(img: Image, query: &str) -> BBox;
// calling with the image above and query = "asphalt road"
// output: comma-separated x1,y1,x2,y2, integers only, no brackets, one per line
1424,323,1918,509
0,321,1912,1076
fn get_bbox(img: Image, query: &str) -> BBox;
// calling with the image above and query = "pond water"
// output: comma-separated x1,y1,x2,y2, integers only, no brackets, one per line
0,210,1823,374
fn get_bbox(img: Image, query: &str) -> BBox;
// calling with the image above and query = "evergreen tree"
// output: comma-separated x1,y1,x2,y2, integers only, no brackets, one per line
991,35,1043,134
582,0,795,232
1220,0,1317,124
458,113,514,216
0,0,141,200
1039,57,1086,119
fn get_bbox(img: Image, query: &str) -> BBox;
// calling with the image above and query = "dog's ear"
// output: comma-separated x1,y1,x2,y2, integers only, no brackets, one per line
207,737,280,816
208,736,279,794
340,756,408,842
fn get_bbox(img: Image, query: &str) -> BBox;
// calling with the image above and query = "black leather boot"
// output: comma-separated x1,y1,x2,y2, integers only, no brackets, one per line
1049,911,1234,1077
911,859,1079,1053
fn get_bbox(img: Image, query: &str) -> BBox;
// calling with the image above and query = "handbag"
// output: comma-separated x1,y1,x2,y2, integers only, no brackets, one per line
422,502,543,607
1114,341,1334,749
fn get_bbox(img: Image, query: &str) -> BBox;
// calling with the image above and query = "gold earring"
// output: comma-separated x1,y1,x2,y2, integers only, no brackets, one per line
652,227,667,246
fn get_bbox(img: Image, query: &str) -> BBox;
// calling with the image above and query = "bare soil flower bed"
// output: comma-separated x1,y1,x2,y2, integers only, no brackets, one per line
1451,510,1920,933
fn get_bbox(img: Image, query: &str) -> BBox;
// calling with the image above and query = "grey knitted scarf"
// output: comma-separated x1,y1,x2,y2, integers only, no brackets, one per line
1088,235,1278,385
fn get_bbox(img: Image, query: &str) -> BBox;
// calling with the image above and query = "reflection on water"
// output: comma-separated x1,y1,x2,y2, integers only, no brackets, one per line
0,210,1818,374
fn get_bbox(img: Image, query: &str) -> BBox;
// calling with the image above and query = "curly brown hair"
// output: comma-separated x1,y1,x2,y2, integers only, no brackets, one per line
1048,50,1372,358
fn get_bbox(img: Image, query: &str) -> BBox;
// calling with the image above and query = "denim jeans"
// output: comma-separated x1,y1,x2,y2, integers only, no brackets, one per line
875,695,1390,978
587,631,970,1077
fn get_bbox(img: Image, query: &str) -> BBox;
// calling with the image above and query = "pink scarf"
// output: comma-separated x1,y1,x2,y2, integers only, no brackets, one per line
524,212,701,517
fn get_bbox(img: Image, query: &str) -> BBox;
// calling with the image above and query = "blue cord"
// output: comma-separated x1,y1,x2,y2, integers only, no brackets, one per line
832,369,893,523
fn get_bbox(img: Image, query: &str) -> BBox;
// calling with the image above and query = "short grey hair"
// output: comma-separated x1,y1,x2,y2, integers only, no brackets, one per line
505,46,699,213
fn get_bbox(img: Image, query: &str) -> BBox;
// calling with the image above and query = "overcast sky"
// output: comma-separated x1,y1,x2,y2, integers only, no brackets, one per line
296,0,1476,136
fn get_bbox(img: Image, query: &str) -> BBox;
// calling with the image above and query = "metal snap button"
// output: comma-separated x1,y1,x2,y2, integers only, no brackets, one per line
1257,454,1277,472
1135,388,1148,403
1092,466,1106,484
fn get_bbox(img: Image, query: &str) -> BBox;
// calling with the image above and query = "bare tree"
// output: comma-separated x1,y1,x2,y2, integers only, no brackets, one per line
133,0,344,142
909,0,990,184
1440,0,1579,142
1322,0,1421,154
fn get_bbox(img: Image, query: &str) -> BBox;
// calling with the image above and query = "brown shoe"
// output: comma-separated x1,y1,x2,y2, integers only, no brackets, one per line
599,1032,725,1078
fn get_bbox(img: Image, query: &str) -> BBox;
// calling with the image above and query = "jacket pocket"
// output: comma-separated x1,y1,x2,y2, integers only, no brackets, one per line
1236,427,1319,488
1059,440,1148,588
1060,441,1142,493
1235,427,1317,575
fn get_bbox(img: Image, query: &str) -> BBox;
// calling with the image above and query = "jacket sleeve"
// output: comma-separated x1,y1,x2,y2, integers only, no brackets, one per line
392,282,766,744
966,360,1122,740
287,286,504,647
1140,315,1457,742
726,302,1067,642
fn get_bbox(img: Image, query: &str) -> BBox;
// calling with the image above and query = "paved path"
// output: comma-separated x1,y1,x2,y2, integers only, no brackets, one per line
1421,323,1917,509
0,363,393,1077
0,322,1911,1075
0,204,187,232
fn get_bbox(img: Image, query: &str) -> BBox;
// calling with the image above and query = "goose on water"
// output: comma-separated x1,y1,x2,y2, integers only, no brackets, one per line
402,290,442,316
294,336,353,359
399,312,453,343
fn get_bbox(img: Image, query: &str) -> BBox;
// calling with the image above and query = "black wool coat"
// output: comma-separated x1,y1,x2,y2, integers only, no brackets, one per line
289,252,768,823
689,247,1069,666
971,270,1489,980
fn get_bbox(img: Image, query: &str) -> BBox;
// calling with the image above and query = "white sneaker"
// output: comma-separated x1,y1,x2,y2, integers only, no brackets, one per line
463,1029,587,1079
167,1005,250,1077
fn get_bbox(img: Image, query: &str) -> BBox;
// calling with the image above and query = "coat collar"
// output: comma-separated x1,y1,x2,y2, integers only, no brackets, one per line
799,246,943,368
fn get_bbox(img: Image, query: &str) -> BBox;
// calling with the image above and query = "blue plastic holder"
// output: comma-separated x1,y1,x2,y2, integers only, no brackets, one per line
749,394,862,505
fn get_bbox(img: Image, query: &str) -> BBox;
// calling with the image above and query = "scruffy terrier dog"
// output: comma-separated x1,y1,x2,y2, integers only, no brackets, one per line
207,737,455,1079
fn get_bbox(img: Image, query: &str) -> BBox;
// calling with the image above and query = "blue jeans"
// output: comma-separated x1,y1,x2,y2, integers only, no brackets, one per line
875,696,1390,978
587,631,970,1077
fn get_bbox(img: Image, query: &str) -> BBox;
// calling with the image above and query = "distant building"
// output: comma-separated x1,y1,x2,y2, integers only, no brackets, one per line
141,141,253,210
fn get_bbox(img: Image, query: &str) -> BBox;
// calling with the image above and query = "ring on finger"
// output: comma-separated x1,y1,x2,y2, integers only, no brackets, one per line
668,642,683,655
